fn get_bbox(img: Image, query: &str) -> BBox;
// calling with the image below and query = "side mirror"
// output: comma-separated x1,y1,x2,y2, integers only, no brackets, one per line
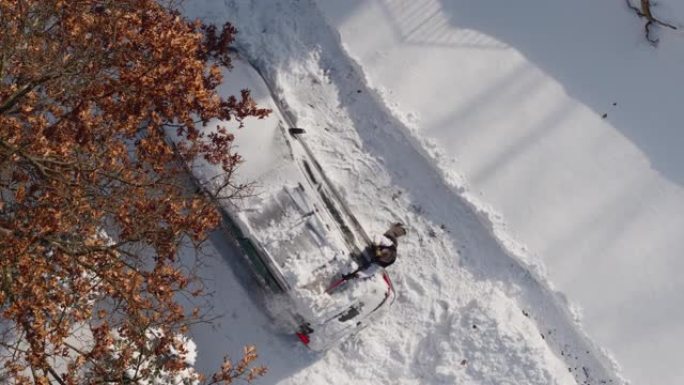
289,127,305,136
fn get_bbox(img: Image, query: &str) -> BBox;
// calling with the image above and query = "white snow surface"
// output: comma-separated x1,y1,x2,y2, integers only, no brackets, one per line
179,1,684,385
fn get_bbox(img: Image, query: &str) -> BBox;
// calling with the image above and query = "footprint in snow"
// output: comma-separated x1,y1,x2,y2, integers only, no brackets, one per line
404,275,427,296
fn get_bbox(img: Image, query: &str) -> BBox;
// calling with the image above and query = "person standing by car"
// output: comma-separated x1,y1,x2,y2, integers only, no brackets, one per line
342,223,407,279
372,222,407,267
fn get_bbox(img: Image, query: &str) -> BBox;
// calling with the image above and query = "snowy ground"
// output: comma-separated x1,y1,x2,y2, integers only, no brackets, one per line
181,1,684,385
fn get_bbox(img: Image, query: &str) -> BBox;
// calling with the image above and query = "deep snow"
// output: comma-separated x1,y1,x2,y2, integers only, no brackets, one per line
312,1,684,384
179,1,684,385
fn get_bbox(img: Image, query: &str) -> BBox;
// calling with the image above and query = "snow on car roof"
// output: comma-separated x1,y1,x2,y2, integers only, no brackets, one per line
183,58,377,322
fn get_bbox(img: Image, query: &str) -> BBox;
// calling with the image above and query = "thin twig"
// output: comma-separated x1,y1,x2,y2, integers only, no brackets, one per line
625,0,678,44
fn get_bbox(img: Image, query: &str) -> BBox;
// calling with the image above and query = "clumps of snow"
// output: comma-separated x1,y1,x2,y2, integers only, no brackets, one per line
108,328,200,385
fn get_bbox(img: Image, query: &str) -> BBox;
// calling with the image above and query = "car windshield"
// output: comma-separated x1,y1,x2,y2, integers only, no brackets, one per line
244,185,352,292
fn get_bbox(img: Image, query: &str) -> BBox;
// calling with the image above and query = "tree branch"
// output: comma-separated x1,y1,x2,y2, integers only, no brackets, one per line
0,74,58,115
46,365,67,385
626,0,678,44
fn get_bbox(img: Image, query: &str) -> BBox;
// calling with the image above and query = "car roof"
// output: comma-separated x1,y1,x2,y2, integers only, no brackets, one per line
193,59,355,279
203,60,290,185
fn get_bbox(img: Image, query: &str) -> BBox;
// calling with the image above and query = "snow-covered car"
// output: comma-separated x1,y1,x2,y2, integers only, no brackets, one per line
180,57,395,351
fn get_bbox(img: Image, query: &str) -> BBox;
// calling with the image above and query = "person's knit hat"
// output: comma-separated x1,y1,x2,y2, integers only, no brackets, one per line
385,222,407,239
